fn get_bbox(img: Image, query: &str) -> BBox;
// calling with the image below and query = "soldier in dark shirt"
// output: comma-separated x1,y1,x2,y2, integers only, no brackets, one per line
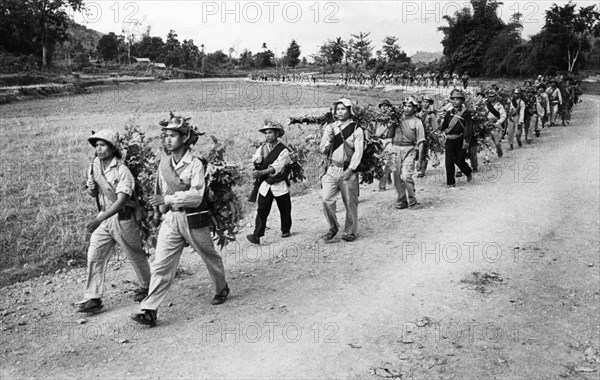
439,89,473,187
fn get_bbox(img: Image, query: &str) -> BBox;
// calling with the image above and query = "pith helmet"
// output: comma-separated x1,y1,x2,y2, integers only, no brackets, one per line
450,89,466,99
88,129,120,153
258,120,285,137
422,94,435,104
403,96,420,106
378,99,393,109
333,98,355,116
160,116,192,139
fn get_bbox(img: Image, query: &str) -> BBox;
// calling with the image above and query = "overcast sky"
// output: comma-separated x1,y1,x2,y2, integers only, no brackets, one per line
72,1,598,58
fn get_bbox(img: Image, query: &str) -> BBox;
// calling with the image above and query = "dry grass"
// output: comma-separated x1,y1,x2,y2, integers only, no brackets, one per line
1,79,414,287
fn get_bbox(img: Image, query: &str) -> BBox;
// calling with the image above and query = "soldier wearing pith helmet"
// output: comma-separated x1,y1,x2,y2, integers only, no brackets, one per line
319,98,364,242
77,129,151,313
416,94,438,177
484,89,507,158
131,115,229,327
247,120,292,245
438,89,474,187
389,96,425,208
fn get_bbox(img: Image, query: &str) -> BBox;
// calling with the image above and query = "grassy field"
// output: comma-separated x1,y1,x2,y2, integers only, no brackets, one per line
0,79,420,287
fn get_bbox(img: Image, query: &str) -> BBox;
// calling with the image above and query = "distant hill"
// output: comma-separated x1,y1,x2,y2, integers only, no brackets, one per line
53,20,103,63
410,51,443,64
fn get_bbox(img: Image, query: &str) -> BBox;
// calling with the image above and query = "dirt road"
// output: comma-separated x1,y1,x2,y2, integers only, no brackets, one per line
1,96,598,379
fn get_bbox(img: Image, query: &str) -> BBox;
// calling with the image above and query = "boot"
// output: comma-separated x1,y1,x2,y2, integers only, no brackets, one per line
509,144,514,151
517,137,522,148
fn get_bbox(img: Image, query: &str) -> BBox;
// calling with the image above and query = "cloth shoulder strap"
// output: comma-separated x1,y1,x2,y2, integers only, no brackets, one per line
486,102,501,119
259,142,287,170
92,157,118,203
331,121,358,153
447,108,466,132
159,155,191,195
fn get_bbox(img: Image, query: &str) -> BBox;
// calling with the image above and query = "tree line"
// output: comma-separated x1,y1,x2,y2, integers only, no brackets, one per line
0,0,597,77
438,0,599,76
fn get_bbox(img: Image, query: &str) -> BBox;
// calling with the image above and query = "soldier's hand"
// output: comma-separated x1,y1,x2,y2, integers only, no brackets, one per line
342,169,355,181
86,218,102,233
86,180,97,196
149,195,165,206
462,142,470,150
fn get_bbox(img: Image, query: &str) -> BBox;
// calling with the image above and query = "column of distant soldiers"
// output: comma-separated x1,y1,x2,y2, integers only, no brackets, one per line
249,70,473,88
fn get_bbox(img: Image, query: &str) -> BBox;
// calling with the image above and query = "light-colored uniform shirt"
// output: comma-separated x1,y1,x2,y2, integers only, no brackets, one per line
536,93,550,116
486,100,507,128
549,87,562,105
251,142,291,197
88,157,134,215
508,98,526,124
394,116,426,146
320,119,365,171
158,150,205,210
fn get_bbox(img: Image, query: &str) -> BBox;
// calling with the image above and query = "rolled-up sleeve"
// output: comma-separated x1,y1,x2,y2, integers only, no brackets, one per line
252,146,262,164
320,124,334,154
115,165,134,197
270,148,291,175
416,121,426,145
348,128,364,171
496,105,507,127
518,100,525,123
163,160,205,208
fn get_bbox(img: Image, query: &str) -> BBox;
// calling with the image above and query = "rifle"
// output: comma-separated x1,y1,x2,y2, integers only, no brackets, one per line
89,160,101,212
247,163,268,203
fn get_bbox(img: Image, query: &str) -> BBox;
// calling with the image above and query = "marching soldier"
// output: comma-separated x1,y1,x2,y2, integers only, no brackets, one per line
484,89,507,158
438,89,473,187
548,80,563,126
377,100,398,191
443,71,450,88
389,96,425,209
77,129,151,313
535,83,551,132
461,72,469,89
416,95,438,177
246,121,292,244
320,98,364,242
506,88,526,150
131,116,229,327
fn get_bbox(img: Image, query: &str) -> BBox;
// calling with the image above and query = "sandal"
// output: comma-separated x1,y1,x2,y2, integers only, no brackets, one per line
321,229,338,241
130,309,157,327
341,234,356,242
133,288,148,303
76,298,103,313
211,283,230,305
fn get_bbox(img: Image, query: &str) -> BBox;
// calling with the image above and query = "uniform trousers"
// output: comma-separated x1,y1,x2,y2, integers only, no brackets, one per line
391,145,417,206
254,189,292,237
85,215,150,299
322,166,359,236
140,211,227,311
506,120,523,145
528,114,543,136
445,137,472,186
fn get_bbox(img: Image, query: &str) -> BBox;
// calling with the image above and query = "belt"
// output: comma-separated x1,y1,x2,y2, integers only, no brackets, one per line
445,134,463,140
170,206,206,213
330,160,347,168
393,142,416,147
